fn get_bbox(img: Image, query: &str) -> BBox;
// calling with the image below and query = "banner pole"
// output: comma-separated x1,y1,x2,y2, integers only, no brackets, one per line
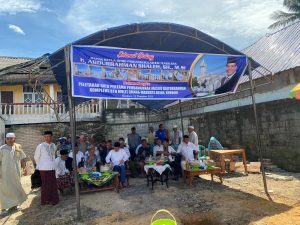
179,100,184,135
247,58,272,201
64,45,82,218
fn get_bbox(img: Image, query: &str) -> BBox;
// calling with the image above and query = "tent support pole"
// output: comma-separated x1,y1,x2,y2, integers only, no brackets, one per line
179,100,184,135
64,45,82,218
248,58,272,201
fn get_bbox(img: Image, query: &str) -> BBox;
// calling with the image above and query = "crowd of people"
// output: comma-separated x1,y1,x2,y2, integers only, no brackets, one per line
1,123,221,213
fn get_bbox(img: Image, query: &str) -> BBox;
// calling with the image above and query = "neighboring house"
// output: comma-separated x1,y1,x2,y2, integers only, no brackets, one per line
0,55,62,107
0,55,142,125
0,55,66,124
0,56,32,70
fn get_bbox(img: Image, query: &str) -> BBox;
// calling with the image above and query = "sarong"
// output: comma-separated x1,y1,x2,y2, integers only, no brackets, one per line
57,173,74,190
40,170,59,205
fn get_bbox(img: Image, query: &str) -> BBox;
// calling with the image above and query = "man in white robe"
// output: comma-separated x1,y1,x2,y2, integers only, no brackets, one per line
0,133,27,213
188,126,199,147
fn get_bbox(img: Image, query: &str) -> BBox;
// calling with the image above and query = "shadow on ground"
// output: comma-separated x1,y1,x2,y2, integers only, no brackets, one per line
8,175,295,225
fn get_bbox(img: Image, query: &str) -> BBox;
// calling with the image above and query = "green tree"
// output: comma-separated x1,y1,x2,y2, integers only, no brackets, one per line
192,77,199,87
269,0,300,29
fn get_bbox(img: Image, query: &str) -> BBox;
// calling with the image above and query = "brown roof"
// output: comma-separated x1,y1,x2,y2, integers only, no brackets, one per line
0,55,57,85
0,56,32,70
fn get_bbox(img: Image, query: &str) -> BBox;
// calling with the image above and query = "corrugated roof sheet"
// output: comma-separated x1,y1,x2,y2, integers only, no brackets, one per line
240,21,300,83
0,56,32,70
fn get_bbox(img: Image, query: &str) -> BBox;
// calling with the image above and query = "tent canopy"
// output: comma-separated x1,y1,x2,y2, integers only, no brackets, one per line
49,22,256,109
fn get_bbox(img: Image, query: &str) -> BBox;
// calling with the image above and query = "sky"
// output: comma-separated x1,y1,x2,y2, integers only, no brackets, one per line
0,0,284,58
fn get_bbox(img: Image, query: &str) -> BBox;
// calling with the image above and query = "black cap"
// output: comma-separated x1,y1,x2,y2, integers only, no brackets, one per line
60,149,69,155
44,131,53,136
183,135,189,139
227,57,237,64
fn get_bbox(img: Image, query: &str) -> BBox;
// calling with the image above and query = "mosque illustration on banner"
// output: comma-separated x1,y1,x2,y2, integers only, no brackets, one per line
140,70,151,81
74,62,190,84
89,65,102,77
150,69,161,81
74,63,89,76
190,55,226,97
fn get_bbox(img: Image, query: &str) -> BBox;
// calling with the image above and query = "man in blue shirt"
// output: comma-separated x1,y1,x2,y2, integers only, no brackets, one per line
155,124,168,142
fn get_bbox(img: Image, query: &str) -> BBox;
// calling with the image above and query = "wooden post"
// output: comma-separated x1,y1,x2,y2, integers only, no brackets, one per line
248,58,272,201
179,100,184,135
64,45,81,218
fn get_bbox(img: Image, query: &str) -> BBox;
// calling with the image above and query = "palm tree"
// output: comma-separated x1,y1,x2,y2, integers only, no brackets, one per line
269,0,300,29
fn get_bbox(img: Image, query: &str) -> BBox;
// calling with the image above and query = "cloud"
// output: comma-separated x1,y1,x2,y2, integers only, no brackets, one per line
8,24,26,35
61,0,284,49
134,10,146,18
0,0,42,14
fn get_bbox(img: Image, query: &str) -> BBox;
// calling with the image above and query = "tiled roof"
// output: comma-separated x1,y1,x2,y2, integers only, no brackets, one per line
0,55,56,85
0,56,32,70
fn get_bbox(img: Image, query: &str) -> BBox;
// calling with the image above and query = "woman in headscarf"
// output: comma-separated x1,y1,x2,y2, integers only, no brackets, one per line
208,137,223,151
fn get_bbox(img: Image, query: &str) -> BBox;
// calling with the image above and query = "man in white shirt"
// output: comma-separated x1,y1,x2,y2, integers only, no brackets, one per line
105,142,129,187
68,149,84,167
171,125,183,150
162,139,181,181
55,150,70,178
55,149,74,193
188,126,198,147
177,135,199,170
153,139,164,157
0,133,27,213
34,131,59,205
119,137,130,158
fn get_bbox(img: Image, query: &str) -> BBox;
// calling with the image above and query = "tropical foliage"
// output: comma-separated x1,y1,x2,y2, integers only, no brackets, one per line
269,0,300,29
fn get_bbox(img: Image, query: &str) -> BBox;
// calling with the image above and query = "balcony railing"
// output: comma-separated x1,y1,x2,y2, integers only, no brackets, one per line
0,102,102,124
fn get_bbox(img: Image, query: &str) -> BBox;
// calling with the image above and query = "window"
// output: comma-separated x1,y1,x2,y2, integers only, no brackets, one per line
23,85,44,106
24,93,33,104
34,93,43,104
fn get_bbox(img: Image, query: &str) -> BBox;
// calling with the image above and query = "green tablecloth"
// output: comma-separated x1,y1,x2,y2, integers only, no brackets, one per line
79,171,119,187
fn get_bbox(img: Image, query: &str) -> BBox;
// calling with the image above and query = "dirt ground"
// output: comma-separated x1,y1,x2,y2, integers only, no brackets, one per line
1,172,300,225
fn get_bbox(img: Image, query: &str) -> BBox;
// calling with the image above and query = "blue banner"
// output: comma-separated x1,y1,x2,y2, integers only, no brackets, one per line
71,46,247,99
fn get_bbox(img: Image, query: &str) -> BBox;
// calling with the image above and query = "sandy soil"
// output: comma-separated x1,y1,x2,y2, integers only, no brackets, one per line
1,172,299,225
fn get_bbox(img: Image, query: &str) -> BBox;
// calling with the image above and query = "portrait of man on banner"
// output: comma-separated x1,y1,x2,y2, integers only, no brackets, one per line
71,45,247,100
214,56,247,95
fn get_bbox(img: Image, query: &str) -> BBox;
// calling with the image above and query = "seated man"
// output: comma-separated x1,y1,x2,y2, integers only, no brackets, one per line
85,144,100,171
177,135,199,170
68,143,85,168
153,138,164,157
100,140,113,165
55,149,74,193
162,139,180,180
119,137,131,158
105,142,129,187
135,139,151,175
